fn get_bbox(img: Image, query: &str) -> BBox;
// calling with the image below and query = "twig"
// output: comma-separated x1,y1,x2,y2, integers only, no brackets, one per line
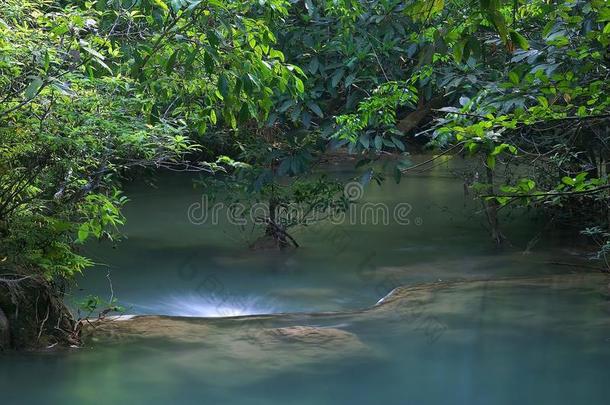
481,184,610,199
401,142,465,173
37,305,50,342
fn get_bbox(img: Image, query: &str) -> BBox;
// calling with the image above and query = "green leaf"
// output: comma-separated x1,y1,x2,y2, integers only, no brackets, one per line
77,224,90,243
331,69,345,88
453,38,467,63
359,134,370,148
295,77,305,93
308,57,319,74
81,45,105,61
307,101,324,118
43,50,51,72
152,0,169,12
481,0,509,44
218,74,230,98
25,77,43,99
278,158,291,176
509,30,530,50
203,52,214,74
166,50,179,75
394,167,402,184
574,172,588,182
486,154,496,170
278,99,294,112
344,74,356,87
537,96,548,108
508,71,520,85
302,111,312,128
374,135,383,150
304,0,315,15
391,136,405,151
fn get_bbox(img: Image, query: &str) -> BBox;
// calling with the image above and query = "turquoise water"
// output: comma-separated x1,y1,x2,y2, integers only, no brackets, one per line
1,156,609,404
75,156,583,316
2,276,610,404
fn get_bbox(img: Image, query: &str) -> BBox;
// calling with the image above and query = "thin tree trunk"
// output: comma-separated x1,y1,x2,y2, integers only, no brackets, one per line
396,96,445,134
484,167,507,246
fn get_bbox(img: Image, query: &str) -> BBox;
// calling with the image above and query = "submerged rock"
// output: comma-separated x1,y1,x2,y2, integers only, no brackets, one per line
365,272,610,344
255,325,364,347
85,273,609,362
84,315,212,343
79,273,610,384
84,316,369,383
86,316,365,353
87,274,610,343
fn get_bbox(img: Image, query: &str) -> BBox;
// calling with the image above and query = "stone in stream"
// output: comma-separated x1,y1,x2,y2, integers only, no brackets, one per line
84,316,369,384
82,273,610,384
366,272,610,345
85,316,365,353
86,273,610,344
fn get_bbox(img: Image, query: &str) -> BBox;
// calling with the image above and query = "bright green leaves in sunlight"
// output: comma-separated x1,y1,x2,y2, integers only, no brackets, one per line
334,82,418,151
102,0,303,132
0,0,303,280
486,143,517,170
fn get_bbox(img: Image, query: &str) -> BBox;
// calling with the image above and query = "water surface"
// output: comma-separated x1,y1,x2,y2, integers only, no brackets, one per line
76,156,585,315
2,155,608,404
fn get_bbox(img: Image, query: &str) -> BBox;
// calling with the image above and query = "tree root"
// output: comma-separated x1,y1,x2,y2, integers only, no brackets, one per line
0,273,79,350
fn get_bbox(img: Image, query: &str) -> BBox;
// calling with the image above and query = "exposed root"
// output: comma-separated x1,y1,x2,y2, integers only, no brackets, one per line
0,273,79,350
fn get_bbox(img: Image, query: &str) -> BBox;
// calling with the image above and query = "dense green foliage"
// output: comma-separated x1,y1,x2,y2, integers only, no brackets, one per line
280,0,610,251
0,0,303,278
275,0,606,255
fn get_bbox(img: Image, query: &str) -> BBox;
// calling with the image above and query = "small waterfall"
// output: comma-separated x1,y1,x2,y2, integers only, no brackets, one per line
133,293,277,317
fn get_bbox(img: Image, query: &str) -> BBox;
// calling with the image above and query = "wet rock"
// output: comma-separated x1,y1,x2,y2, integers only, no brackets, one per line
86,317,365,354
212,325,369,372
0,306,9,350
79,273,610,386
366,273,610,333
85,317,369,381
85,273,609,377
254,325,365,347
83,315,212,343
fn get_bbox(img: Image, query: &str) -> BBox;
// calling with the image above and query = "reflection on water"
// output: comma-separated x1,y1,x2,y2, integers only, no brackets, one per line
74,156,591,316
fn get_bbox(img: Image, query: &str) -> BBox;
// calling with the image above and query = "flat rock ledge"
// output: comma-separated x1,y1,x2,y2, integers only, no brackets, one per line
84,273,609,345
